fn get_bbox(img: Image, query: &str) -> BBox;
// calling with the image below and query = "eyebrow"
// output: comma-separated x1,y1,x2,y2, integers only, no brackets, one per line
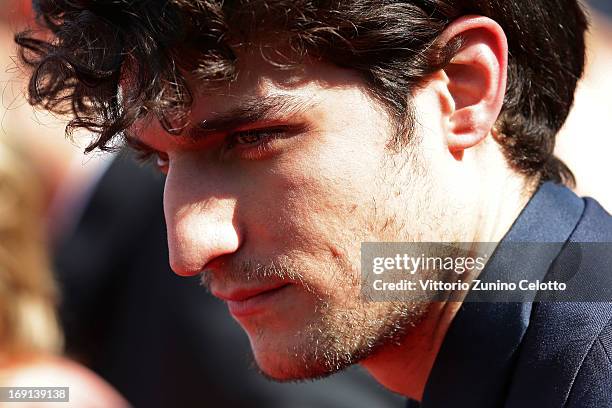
188,94,316,138
125,94,316,152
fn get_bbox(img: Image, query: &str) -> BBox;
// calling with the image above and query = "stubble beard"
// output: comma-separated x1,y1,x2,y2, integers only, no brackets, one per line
202,255,428,381
261,293,428,382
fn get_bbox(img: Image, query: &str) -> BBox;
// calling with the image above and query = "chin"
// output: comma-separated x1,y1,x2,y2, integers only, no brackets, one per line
248,331,369,383
251,348,340,383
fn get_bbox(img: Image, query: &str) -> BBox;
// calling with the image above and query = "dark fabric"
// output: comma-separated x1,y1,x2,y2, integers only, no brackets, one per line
54,152,405,408
565,322,612,407
408,182,612,408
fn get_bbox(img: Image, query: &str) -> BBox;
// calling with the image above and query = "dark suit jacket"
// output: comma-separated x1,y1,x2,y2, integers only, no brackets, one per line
407,182,612,408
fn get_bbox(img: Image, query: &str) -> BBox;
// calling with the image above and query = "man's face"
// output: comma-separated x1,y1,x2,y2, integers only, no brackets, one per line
134,55,470,380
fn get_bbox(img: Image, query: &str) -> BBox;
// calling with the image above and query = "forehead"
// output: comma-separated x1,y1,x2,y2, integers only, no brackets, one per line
130,56,373,146
188,51,367,113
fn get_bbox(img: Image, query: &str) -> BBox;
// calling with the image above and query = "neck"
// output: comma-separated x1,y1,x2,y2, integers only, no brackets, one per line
361,300,462,400
362,164,535,400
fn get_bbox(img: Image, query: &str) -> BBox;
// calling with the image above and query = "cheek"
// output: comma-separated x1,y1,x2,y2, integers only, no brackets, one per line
238,171,352,249
236,125,389,258
268,163,374,246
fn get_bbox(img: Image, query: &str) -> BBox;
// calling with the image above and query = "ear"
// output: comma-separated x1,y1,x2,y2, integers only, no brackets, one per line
437,16,508,153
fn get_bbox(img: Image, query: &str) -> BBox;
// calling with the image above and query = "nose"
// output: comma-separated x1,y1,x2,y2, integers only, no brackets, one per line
163,168,241,277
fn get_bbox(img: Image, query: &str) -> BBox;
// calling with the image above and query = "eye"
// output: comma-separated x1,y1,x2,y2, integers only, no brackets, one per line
155,152,170,170
230,128,287,147
222,127,296,160
133,149,169,172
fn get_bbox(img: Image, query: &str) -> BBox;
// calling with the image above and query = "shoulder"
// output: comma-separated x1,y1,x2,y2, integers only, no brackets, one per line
563,197,612,407
1,355,129,408
504,195,612,406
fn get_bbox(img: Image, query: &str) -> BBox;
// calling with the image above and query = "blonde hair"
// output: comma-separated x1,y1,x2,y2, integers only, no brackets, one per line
0,134,62,358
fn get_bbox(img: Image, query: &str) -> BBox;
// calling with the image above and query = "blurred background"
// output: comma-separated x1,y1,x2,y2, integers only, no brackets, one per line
555,0,612,209
0,0,610,407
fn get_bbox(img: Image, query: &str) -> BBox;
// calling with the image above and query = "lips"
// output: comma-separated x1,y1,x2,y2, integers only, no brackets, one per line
213,282,291,317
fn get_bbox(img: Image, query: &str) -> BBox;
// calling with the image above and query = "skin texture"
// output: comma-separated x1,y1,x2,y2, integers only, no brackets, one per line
131,16,531,400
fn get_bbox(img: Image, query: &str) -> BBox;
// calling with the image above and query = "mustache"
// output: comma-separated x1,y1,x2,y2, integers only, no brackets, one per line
199,257,311,291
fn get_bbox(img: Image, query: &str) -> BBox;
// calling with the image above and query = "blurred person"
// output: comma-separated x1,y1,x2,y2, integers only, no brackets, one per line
0,134,128,407
555,0,612,212
13,1,612,408
0,0,98,235
1,7,126,406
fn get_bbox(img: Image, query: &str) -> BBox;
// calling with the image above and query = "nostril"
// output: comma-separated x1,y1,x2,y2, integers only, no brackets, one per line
166,217,242,278
168,253,201,277
166,236,210,277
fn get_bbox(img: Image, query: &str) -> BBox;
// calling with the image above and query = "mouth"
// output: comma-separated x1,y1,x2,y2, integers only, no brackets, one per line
213,283,292,317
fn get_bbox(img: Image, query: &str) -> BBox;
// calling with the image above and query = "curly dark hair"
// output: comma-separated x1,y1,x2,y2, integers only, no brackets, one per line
15,0,587,185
